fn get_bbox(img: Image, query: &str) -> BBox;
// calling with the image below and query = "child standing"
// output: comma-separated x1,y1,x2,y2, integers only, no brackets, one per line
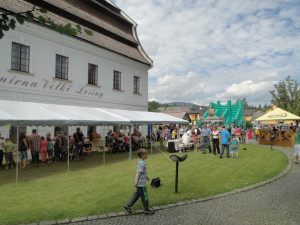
40,137,48,164
230,134,239,159
4,138,15,169
124,149,155,215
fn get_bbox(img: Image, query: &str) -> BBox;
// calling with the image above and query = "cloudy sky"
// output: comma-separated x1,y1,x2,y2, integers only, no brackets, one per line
111,0,300,106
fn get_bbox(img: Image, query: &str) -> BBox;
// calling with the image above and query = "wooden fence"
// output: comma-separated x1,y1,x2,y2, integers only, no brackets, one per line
259,129,294,147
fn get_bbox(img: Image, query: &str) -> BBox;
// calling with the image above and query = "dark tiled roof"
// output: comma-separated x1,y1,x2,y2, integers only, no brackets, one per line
157,106,208,116
157,106,192,112
0,0,152,66
244,109,260,116
251,111,266,121
162,112,191,122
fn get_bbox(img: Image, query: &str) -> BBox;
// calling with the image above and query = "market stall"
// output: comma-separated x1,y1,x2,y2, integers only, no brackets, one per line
256,108,300,147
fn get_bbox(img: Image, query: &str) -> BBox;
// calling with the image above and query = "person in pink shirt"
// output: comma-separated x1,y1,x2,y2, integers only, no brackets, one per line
40,136,48,164
235,126,241,142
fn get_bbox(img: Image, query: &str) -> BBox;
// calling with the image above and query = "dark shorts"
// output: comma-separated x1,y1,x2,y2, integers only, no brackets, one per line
47,149,53,157
5,152,13,162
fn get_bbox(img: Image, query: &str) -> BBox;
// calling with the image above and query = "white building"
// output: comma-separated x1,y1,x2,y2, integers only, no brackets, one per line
0,0,153,138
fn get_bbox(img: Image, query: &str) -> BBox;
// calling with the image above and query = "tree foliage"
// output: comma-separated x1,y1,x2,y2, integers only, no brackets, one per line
246,121,253,129
148,101,169,112
270,75,300,116
0,6,92,39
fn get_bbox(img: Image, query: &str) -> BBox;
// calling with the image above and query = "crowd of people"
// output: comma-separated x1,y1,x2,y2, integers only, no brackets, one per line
1,122,299,170
158,123,265,158
105,130,144,153
0,127,86,170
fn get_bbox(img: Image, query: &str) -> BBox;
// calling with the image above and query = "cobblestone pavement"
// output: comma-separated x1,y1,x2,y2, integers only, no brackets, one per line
40,146,300,225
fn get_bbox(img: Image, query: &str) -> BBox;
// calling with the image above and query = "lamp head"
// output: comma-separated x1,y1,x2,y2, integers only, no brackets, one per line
170,154,188,162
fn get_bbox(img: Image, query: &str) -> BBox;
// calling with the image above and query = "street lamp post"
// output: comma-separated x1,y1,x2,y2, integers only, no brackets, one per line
170,154,188,193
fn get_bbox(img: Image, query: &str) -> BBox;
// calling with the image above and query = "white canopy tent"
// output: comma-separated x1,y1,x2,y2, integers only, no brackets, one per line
0,100,188,183
0,100,188,126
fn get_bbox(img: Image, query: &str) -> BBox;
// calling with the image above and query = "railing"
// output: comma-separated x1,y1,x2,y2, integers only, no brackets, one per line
259,129,294,147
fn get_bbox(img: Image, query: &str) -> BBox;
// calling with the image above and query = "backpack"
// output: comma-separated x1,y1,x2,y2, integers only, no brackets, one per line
151,177,161,188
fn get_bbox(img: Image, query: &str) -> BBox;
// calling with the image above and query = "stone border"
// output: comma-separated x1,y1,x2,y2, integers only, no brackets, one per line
24,146,293,225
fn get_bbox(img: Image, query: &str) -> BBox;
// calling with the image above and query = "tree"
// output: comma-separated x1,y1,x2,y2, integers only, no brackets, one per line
148,101,169,112
263,104,272,112
0,6,92,39
270,75,300,116
258,104,262,110
246,121,253,129
236,98,248,109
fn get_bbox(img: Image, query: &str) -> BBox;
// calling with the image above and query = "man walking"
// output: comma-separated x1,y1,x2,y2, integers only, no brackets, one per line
220,125,230,158
201,124,212,154
29,129,41,167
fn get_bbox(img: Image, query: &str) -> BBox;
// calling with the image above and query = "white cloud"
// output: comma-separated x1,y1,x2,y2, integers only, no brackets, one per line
113,0,300,106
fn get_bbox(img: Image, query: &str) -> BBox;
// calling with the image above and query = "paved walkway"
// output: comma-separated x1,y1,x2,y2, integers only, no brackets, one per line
63,145,299,225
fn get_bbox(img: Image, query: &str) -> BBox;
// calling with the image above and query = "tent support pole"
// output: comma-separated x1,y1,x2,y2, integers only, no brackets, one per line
103,136,105,165
67,127,69,173
16,126,19,184
151,124,153,155
129,125,132,160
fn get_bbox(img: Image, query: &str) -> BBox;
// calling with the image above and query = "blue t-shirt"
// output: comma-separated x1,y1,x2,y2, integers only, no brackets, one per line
135,159,147,187
221,129,230,145
230,138,239,150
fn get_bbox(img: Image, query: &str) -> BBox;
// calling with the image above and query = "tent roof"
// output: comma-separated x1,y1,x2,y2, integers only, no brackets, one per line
97,108,189,124
255,108,300,121
0,100,188,126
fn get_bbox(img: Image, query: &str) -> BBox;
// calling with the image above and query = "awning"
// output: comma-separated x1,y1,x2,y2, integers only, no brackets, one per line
255,108,300,122
101,108,189,124
0,100,189,126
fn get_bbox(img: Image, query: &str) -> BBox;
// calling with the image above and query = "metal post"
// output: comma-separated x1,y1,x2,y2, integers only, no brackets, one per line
175,162,179,193
67,126,70,172
16,126,19,184
129,125,132,160
150,124,153,155
103,137,105,165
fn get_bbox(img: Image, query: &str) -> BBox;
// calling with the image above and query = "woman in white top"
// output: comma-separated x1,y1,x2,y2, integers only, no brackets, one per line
182,133,190,146
212,126,220,156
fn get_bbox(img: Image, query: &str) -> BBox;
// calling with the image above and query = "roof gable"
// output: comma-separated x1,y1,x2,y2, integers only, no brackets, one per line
1,0,152,66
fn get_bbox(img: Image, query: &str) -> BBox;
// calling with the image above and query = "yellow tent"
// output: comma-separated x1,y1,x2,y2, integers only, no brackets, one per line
256,107,300,122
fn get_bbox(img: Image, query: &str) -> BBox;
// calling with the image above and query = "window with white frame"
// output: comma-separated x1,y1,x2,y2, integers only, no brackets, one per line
11,42,30,73
113,70,121,90
88,63,98,85
55,54,69,80
133,76,140,94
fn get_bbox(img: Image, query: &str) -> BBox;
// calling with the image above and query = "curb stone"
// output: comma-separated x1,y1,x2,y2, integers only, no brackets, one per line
87,216,98,221
71,217,87,223
25,145,292,225
134,209,144,214
152,206,161,210
39,221,56,225
117,212,126,216
98,214,107,219
57,219,70,224
107,212,117,218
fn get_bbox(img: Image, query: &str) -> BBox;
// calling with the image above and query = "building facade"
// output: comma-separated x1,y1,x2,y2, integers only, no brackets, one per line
0,0,152,138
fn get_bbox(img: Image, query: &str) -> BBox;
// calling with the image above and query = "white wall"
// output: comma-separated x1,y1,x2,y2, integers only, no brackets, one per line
0,21,149,110
0,22,150,138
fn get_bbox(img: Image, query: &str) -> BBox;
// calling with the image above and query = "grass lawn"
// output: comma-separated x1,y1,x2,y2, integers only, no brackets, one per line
0,143,288,224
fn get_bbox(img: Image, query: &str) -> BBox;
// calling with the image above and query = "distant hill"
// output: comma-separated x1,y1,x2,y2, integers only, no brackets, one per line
167,102,204,109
